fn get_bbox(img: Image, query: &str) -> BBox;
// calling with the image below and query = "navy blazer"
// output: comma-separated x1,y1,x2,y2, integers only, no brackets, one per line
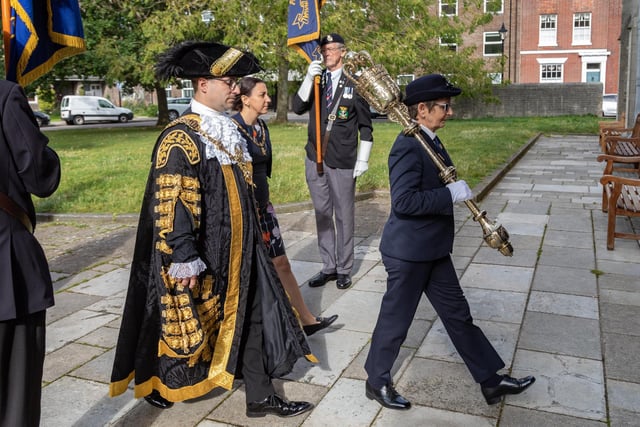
379,130,456,262
0,80,61,321
292,69,373,169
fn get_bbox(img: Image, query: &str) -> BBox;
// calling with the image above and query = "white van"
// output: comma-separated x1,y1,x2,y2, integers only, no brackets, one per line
60,95,134,125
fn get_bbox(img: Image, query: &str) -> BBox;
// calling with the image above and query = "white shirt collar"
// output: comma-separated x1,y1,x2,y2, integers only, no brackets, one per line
420,124,437,141
188,99,251,164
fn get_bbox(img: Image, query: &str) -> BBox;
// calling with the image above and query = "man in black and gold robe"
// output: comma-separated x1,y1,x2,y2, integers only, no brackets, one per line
109,41,315,418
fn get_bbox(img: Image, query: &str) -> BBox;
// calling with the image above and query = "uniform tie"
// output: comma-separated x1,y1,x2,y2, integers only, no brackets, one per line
325,72,333,110
434,135,443,150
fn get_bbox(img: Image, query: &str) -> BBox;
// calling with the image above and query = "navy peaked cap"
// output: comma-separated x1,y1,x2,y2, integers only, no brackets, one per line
320,33,345,46
404,74,462,105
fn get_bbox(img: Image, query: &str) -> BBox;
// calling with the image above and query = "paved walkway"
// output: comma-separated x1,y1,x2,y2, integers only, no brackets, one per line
36,134,640,426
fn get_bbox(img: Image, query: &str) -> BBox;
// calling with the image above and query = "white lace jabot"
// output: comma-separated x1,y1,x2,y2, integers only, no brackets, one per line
190,99,251,164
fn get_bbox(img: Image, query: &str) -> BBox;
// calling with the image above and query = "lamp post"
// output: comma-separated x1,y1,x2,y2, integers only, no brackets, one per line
498,23,508,83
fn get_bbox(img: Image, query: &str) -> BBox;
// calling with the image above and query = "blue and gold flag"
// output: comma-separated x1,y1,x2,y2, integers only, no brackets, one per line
287,0,324,63
2,0,86,86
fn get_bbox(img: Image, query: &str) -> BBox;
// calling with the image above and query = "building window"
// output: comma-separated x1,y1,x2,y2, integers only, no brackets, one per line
484,0,503,14
488,73,502,84
397,74,415,87
180,80,194,98
539,14,557,46
439,0,457,16
440,34,458,52
540,64,563,82
573,13,591,45
484,32,503,56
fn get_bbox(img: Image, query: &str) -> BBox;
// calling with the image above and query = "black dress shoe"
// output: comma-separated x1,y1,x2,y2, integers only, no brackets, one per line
308,271,337,288
144,390,174,409
336,274,352,289
246,394,314,418
481,375,536,405
365,381,411,410
303,314,339,336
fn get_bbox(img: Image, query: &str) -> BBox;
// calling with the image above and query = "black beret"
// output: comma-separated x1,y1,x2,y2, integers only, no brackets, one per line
155,40,262,81
320,33,345,46
404,74,462,105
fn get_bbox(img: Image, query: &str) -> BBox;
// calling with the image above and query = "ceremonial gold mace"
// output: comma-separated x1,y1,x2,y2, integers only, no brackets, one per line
343,51,513,256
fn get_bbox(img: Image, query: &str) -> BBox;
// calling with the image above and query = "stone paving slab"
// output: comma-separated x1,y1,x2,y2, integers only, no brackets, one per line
519,312,602,359
531,265,598,297
510,349,606,421
373,405,495,427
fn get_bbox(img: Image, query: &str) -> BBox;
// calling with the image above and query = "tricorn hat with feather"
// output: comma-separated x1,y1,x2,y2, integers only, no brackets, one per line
155,41,262,81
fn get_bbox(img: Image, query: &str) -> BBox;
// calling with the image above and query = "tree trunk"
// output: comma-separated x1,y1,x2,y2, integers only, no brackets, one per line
274,59,289,123
156,80,169,126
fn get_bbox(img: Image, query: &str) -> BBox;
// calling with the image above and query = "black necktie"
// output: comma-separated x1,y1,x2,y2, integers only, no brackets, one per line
434,135,443,149
325,73,333,110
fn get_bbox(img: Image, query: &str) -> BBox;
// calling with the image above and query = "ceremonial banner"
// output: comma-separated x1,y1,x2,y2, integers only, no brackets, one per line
2,0,86,86
287,0,324,63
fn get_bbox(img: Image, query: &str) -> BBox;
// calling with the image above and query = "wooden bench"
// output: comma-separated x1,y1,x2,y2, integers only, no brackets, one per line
598,154,640,250
599,113,640,154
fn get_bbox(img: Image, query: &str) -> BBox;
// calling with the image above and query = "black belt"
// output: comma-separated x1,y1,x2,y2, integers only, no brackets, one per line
0,192,33,233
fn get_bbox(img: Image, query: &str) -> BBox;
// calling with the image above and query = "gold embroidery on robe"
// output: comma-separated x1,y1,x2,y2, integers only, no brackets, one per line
158,269,223,367
154,174,201,254
156,129,200,169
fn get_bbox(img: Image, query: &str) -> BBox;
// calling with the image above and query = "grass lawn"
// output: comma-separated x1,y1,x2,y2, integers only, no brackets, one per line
36,115,601,215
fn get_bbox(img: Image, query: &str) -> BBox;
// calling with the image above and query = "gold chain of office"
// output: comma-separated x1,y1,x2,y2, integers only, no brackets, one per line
231,118,267,156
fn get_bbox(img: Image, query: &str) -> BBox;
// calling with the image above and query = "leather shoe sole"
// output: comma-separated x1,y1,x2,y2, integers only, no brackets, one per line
308,272,337,288
303,314,338,336
246,394,313,418
481,375,536,405
144,390,174,409
336,274,352,289
365,381,411,410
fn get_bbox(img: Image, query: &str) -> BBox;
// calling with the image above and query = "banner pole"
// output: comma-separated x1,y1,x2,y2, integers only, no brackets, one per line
2,0,10,76
314,75,323,174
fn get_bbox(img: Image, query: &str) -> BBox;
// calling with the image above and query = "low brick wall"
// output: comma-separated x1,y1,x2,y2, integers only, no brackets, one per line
455,83,604,119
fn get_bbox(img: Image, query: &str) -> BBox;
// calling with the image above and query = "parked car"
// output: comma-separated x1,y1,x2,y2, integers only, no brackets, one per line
602,94,617,117
166,97,192,120
32,110,50,127
60,95,134,125
370,106,387,119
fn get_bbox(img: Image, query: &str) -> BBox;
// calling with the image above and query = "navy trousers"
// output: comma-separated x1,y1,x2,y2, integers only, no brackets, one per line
365,254,505,389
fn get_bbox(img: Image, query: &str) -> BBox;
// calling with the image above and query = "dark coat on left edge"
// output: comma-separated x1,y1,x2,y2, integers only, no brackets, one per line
0,80,61,321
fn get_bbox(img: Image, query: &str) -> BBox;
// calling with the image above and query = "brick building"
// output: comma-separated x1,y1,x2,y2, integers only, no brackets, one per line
437,0,622,93
516,0,622,94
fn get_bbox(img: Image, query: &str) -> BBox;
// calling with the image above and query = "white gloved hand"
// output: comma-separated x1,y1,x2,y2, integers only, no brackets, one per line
297,60,324,102
353,140,373,178
306,60,323,79
446,180,473,203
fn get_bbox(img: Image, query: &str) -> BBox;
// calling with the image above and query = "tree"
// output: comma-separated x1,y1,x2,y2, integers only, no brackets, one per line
10,0,497,123
320,0,495,99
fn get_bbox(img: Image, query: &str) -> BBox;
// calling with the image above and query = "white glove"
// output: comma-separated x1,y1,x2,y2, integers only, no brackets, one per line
446,180,473,203
353,140,373,178
297,60,323,102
